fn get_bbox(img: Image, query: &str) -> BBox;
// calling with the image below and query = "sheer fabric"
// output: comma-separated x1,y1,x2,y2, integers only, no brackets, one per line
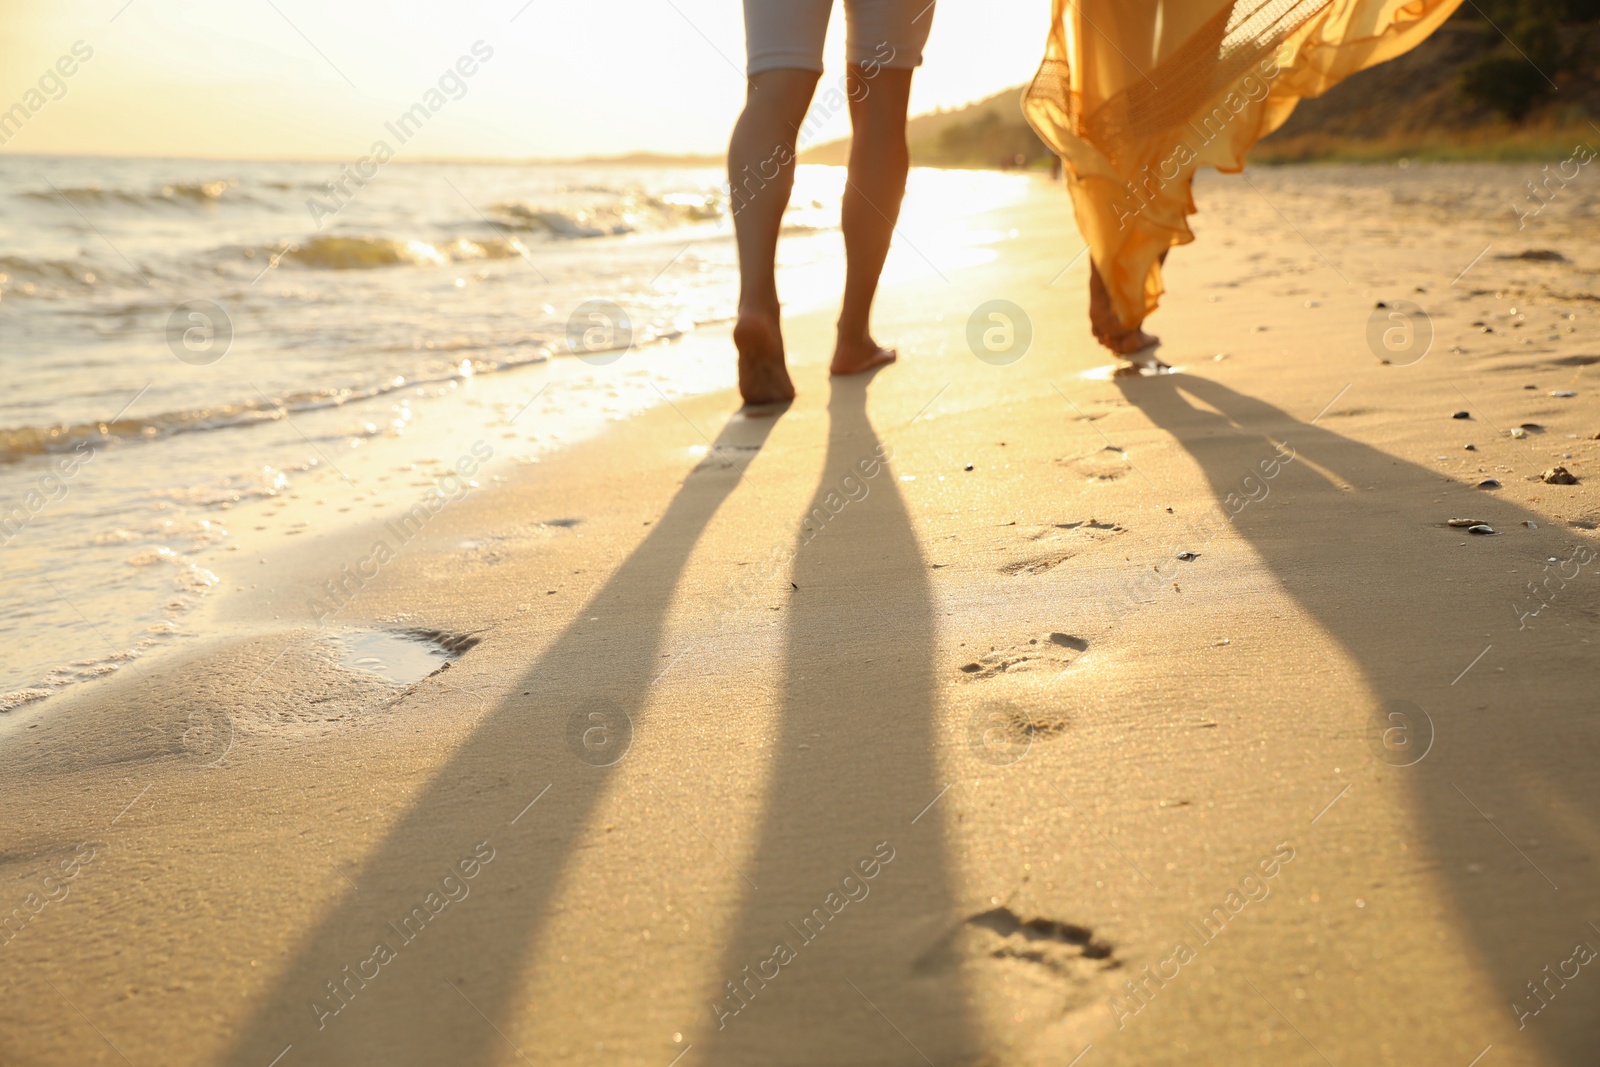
1024,0,1463,335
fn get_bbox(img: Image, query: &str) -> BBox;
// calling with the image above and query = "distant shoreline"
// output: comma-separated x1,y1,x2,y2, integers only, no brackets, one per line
1251,124,1600,165
0,149,727,167
4,134,1593,169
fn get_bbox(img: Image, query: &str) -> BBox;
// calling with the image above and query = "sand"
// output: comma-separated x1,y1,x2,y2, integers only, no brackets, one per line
3,162,1599,1066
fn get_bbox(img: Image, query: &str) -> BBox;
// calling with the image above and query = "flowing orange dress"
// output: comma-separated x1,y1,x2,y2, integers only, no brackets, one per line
1025,0,1463,342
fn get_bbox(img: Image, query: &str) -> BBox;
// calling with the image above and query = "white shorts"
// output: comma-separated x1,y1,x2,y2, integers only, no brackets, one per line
743,0,934,76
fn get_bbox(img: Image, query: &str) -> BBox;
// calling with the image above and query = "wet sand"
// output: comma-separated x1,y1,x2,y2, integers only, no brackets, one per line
3,162,1599,1066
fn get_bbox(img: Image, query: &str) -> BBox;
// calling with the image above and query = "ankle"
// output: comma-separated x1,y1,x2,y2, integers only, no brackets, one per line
835,321,871,347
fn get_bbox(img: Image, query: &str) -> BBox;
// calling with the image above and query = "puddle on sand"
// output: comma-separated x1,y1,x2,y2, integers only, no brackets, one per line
332,630,459,685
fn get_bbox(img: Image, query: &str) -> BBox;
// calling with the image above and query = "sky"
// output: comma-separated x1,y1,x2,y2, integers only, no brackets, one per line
0,0,1053,160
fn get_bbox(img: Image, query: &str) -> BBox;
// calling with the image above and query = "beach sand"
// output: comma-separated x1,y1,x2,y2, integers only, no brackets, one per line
3,163,1599,1066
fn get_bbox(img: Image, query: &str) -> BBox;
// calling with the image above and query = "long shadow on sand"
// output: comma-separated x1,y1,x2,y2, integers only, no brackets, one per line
219,382,977,1066
217,414,782,1066
1123,373,1600,1062
692,377,976,1066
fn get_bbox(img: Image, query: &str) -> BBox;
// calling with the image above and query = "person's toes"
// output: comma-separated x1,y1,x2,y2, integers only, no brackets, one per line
830,343,897,377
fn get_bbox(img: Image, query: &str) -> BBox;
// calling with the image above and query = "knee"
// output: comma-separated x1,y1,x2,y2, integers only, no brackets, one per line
742,69,821,125
847,65,912,109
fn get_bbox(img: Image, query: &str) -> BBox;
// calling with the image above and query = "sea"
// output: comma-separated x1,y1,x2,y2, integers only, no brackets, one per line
0,155,1028,711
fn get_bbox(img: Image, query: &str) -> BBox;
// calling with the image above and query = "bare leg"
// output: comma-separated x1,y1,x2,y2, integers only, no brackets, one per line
1088,253,1164,355
729,69,819,405
830,65,913,377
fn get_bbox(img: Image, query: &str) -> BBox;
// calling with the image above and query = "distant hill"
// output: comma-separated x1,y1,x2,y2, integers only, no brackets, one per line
798,86,1042,168
1257,13,1600,162
799,4,1599,168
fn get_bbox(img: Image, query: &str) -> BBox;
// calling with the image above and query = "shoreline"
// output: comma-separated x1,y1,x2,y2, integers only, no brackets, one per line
9,126,1596,169
0,161,1034,718
3,164,1599,1065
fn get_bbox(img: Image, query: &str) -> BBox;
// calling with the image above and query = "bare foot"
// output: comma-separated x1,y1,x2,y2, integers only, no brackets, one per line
735,310,796,405
1109,328,1161,354
830,334,898,377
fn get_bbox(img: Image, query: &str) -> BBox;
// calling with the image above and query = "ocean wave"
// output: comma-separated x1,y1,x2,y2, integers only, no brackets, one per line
487,191,724,238
0,687,55,713
0,309,698,463
654,191,724,221
0,347,553,462
0,401,308,461
489,203,635,238
21,179,245,208
0,255,117,295
276,234,530,270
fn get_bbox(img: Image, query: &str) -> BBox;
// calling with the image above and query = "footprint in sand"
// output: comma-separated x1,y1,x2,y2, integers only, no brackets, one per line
915,905,1117,1015
998,551,1081,576
999,521,1125,576
1058,445,1131,482
966,906,1116,962
959,632,1090,679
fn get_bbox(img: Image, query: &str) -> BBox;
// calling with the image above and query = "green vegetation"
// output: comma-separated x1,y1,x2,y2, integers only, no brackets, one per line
1453,0,1598,120
932,110,1053,170
1260,2,1597,163
798,86,1049,169
1459,56,1553,122
1249,126,1600,165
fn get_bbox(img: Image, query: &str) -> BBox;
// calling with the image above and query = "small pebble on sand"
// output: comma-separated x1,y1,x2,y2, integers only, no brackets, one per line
1541,466,1579,485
